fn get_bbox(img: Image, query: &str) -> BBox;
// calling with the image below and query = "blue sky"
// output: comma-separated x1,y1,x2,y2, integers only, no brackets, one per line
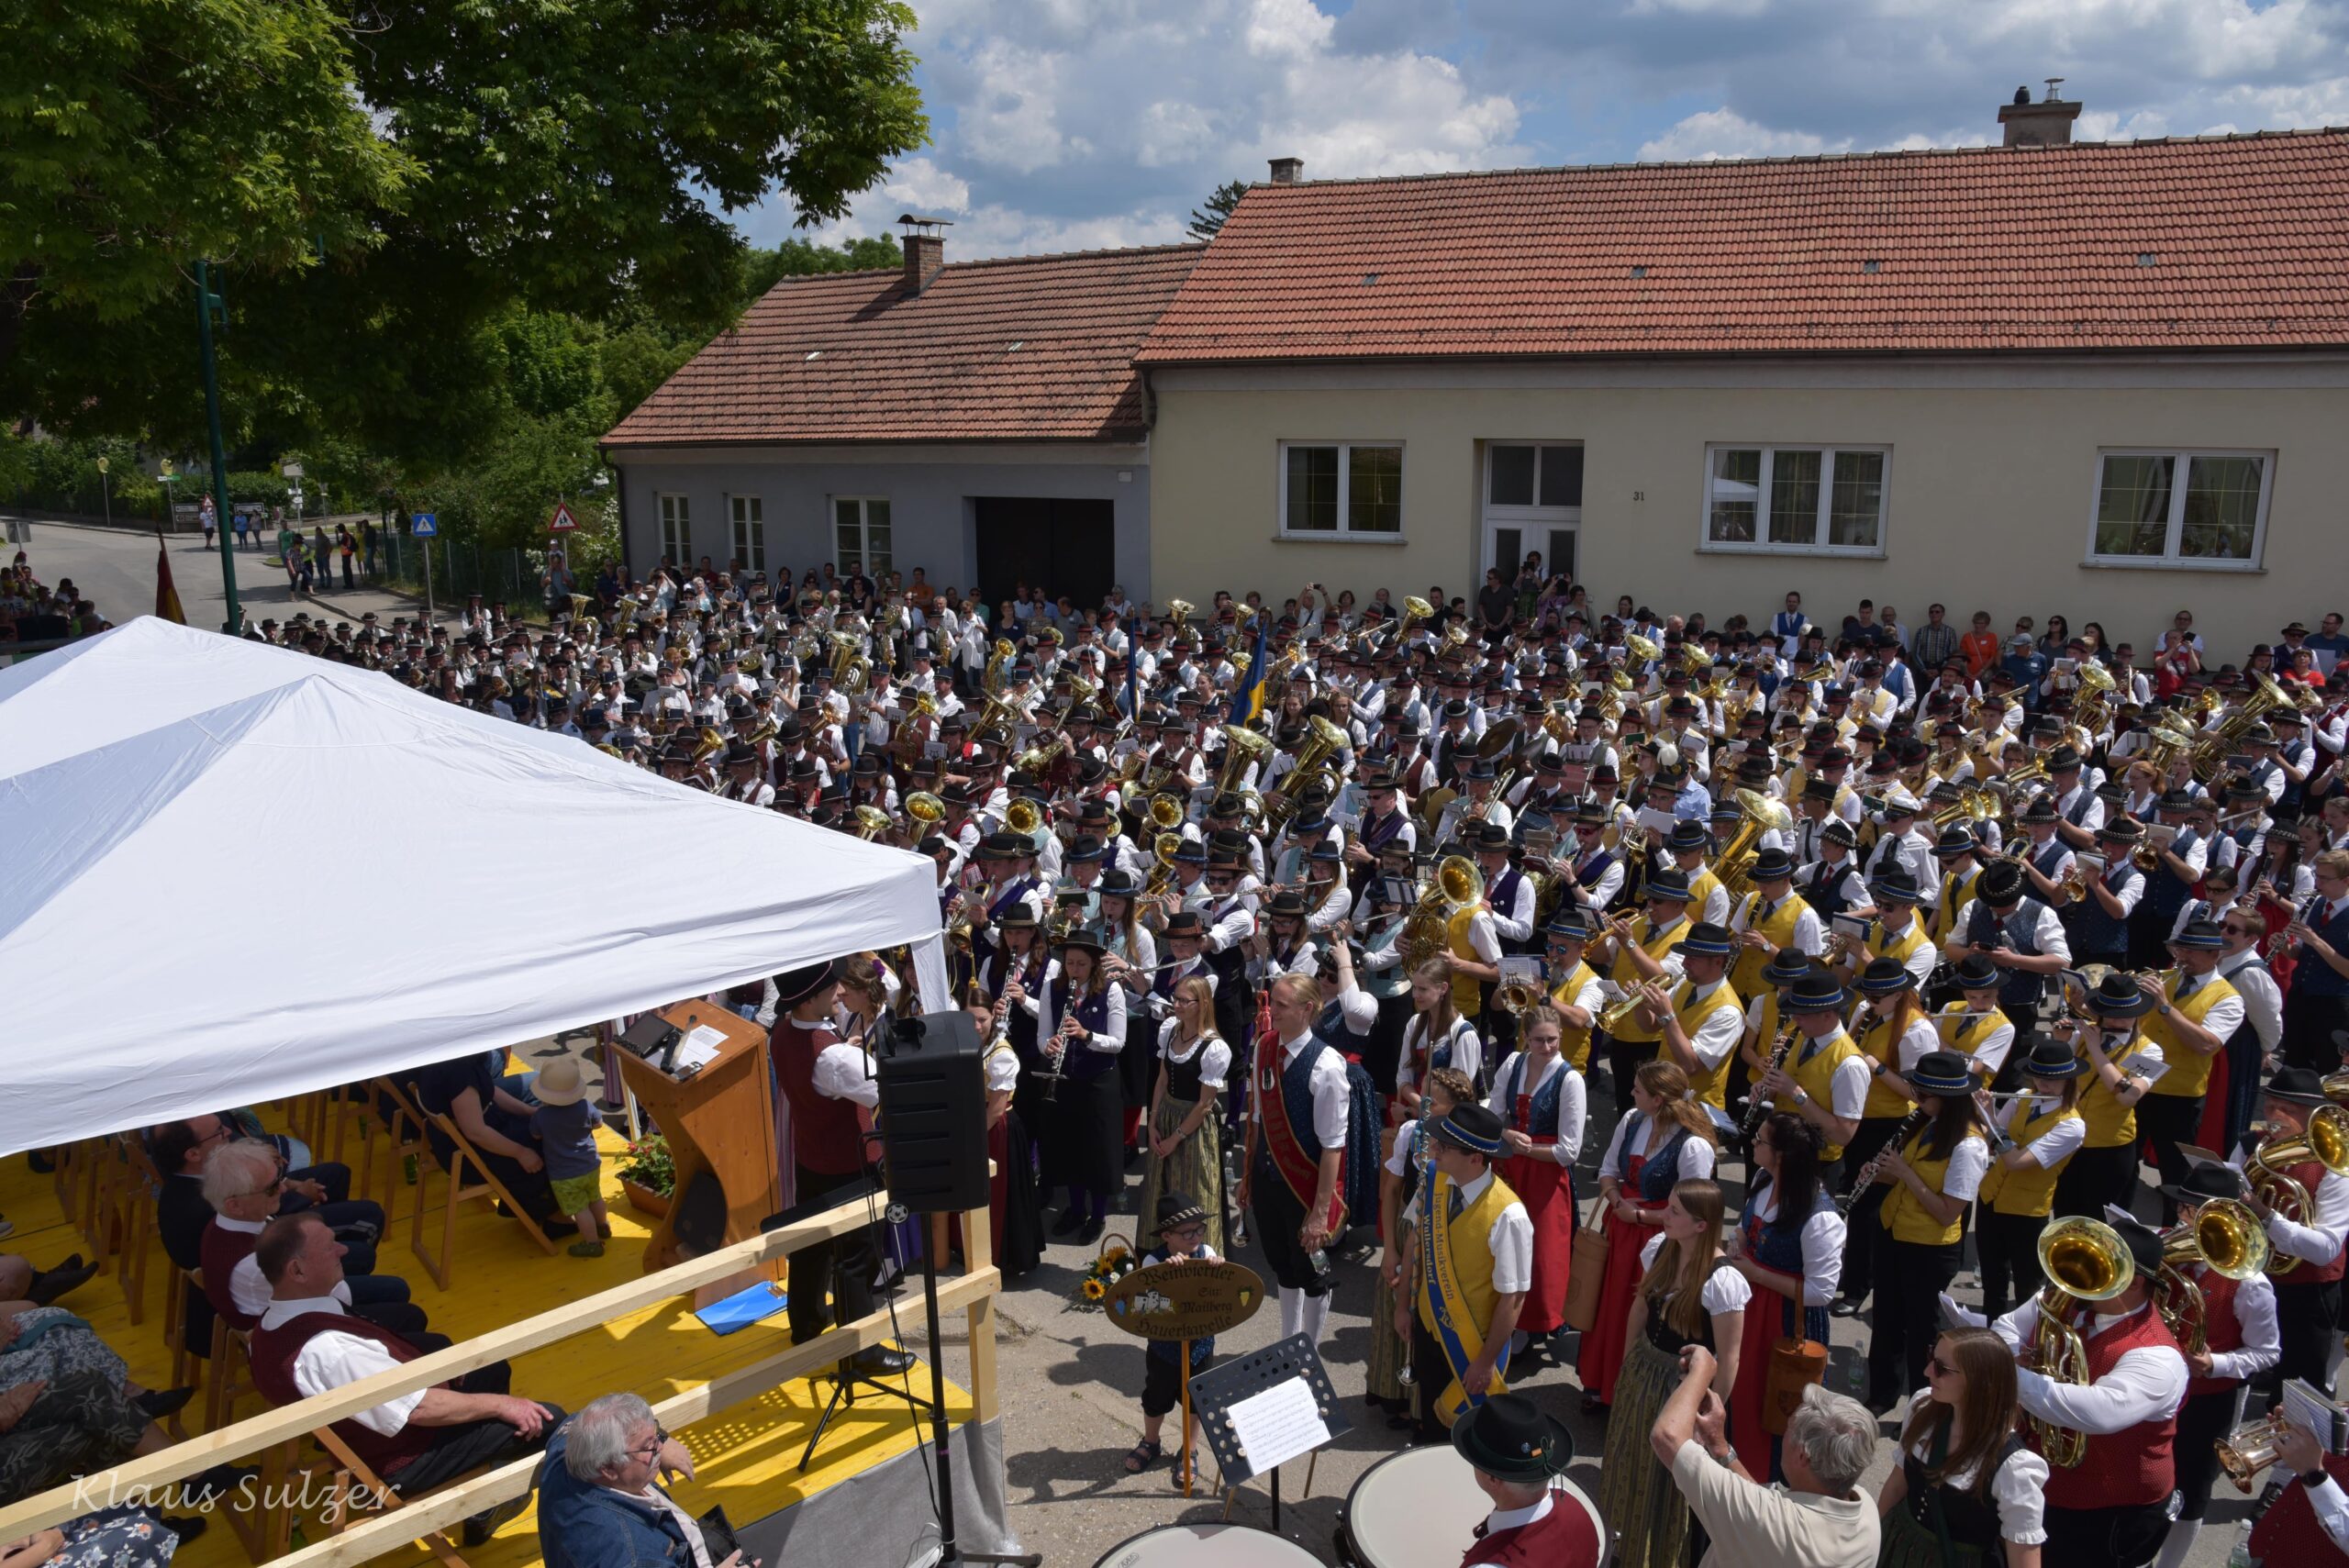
747,0,2349,260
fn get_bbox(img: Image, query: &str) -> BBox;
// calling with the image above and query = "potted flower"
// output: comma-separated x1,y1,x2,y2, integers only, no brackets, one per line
617,1137,674,1218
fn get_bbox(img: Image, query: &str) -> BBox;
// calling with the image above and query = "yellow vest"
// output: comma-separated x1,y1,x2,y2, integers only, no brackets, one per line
1608,915,1687,1046
1730,891,1811,997
1936,1001,2009,1070
1978,1093,2082,1218
1446,906,1484,1014
2141,970,2240,1100
1548,960,1598,1070
1879,1127,1982,1246
1416,1168,1521,1343
1931,864,1980,943
1865,916,1932,978
1686,863,1724,921
1784,1028,1861,1163
1671,978,1746,1110
1858,1006,1920,1119
2077,1028,2154,1148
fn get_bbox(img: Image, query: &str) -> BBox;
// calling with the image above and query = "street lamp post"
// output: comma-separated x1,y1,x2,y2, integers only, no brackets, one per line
195,261,240,633
96,455,111,527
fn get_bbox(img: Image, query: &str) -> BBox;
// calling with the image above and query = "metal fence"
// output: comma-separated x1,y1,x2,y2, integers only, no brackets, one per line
372,530,545,608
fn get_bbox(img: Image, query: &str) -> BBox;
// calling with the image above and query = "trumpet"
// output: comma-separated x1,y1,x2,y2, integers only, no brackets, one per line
1597,978,1665,1035
2215,1411,2299,1493
1837,1106,1928,1215
2026,1217,2139,1466
1739,1018,1799,1139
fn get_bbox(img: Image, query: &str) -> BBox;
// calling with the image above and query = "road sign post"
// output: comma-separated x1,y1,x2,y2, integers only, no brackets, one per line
412,512,439,623
195,261,240,633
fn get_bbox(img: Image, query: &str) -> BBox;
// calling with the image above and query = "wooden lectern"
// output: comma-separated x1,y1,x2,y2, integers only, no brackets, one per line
616,1001,784,1307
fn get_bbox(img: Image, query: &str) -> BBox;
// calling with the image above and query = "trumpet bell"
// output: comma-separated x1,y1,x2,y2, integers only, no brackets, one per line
1005,798,1043,838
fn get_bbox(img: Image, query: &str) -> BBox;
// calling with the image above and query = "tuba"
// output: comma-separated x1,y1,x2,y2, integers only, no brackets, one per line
852,805,894,841
1398,855,1483,973
2248,1105,2349,1274
829,631,870,696
2154,1198,2271,1354
1716,787,1794,901
1262,714,1350,831
906,790,946,829
2023,1217,2137,1467
1005,798,1044,840
1213,723,1274,802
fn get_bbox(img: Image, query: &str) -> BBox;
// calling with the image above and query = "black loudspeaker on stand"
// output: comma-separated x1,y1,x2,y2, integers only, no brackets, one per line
875,1009,1038,1568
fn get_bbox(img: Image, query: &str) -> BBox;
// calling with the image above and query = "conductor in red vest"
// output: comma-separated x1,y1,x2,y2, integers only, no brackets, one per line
1450,1393,1601,1567
246,1212,564,1545
1987,1210,2186,1568
768,956,917,1377
1236,973,1351,1351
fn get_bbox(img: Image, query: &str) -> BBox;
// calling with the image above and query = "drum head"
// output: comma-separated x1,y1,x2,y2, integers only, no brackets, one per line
1341,1445,1486,1568
1093,1524,1322,1568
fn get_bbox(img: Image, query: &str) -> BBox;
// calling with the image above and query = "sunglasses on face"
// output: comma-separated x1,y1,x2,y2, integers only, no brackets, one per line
1925,1356,1956,1379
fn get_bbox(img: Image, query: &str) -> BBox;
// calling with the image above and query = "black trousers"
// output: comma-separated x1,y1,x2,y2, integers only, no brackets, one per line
2283,987,2349,1073
1976,1207,2049,1321
2054,1141,2137,1219
1252,1165,1333,1296
1835,1117,1904,1306
785,1164,880,1348
1409,1318,1450,1436
1868,1234,1960,1409
2270,1275,2343,1395
2174,1383,2243,1523
2135,1094,2206,1224
2043,1499,2173,1568
1604,1032,1657,1120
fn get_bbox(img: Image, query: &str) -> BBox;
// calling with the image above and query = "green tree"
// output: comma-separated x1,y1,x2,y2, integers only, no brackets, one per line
0,0,929,460
1186,179,1251,243
739,234,904,305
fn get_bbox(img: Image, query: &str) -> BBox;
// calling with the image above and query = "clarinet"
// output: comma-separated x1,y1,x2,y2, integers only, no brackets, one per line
1838,1106,1931,1214
1739,1018,1801,1139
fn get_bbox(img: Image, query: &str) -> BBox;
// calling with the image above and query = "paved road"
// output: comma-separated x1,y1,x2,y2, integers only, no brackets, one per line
9,517,433,639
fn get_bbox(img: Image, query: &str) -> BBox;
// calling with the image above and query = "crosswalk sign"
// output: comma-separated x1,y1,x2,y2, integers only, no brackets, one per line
411,512,438,538
548,500,579,533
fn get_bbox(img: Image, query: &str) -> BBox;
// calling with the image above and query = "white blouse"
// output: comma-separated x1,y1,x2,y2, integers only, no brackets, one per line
1598,1113,1720,1184
1484,1052,1587,1166
1900,1402,2051,1546
1155,1019,1232,1091
1640,1233,1754,1315
1399,1014,1482,1091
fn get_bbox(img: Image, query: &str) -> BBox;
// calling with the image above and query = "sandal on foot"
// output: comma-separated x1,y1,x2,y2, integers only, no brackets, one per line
1122,1439,1163,1473
568,1240,606,1258
1167,1451,1195,1487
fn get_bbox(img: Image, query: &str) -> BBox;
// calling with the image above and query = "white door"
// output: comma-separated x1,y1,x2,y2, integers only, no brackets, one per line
1481,442,1582,584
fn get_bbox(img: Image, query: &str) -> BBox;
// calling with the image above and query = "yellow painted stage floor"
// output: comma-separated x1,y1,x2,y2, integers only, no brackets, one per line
3,1114,968,1566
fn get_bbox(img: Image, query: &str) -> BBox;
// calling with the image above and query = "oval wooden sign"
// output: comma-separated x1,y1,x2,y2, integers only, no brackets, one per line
1101,1258,1265,1341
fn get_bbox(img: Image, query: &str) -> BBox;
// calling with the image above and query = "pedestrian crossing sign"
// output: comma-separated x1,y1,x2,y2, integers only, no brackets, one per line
411,512,438,538
549,501,579,533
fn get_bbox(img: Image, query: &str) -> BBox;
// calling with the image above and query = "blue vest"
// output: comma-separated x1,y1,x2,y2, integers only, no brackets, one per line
1255,1035,1337,1182
2072,865,2137,958
1317,998,1367,1047
2144,828,2201,917
1742,1173,1835,1340
1490,868,1531,953
1499,1055,1568,1140
1804,859,1854,920
996,951,1046,1068
1622,1109,1694,1202
1964,897,2048,1009
1051,981,1117,1080
986,876,1038,923
2299,900,2349,998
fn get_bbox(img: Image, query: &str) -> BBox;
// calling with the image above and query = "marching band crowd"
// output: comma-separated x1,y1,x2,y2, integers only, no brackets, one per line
18,545,2349,1568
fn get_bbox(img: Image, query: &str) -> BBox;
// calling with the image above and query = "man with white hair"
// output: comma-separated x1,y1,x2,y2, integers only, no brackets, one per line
1650,1344,1879,1568
195,1138,426,1337
537,1393,755,1568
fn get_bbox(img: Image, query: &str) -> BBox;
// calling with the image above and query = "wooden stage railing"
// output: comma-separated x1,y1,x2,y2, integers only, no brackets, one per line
0,1194,1002,1566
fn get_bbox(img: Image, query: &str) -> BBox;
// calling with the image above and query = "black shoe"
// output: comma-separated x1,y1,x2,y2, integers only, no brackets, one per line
161,1517,208,1545
187,1464,258,1506
29,1260,98,1306
1051,1209,1085,1239
850,1345,918,1376
1078,1217,1106,1245
462,1495,529,1546
135,1386,195,1419
1830,1298,1865,1319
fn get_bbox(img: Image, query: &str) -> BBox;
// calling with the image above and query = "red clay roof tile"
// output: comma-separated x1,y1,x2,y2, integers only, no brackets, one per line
1135,130,2349,363
606,243,1203,447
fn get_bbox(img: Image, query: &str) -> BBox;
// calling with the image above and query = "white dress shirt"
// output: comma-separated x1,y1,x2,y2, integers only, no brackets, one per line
1486,1052,1587,1165
1989,1298,2188,1434
2219,949,2286,1053
1731,892,1825,959
2262,1165,2349,1267
260,1295,427,1436
2301,1473,2349,1551
1032,975,1130,1057
1677,978,1746,1076
1277,1027,1353,1145
792,1016,882,1107
2199,1265,2281,1385
1995,1098,2087,1172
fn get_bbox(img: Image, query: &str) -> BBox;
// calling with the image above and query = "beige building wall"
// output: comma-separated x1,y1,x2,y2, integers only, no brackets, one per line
1145,358,2349,661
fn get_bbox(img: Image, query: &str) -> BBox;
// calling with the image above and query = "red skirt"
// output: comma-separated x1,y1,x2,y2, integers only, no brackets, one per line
1574,1198,1664,1406
1728,1262,1798,1476
1500,1151,1574,1335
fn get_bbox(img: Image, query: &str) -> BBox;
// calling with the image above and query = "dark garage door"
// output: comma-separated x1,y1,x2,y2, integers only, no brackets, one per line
974,497,1115,614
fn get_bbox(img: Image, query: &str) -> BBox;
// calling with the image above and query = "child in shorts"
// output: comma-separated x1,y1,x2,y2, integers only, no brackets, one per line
529,1056,607,1257
1124,1192,1218,1481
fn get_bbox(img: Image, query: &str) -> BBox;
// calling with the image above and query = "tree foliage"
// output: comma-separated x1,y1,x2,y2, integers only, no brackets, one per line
1186,180,1251,243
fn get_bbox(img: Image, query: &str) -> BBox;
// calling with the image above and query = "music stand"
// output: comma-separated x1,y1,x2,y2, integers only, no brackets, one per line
1188,1332,1352,1531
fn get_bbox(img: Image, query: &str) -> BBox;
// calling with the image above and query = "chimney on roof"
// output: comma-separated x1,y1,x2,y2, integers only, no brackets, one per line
1998,79,2081,147
896,213,952,295
1267,156,1304,184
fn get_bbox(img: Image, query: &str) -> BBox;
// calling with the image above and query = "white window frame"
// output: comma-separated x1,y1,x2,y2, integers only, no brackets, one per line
832,495,892,577
657,492,691,563
2083,448,2272,572
1482,442,1583,577
1697,443,1891,558
729,494,765,572
1275,440,1407,542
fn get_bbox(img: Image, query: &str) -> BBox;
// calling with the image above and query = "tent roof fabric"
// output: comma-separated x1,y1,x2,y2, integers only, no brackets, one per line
0,618,940,1155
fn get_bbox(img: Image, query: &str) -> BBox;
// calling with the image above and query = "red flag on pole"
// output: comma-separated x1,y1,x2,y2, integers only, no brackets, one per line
155,535,186,625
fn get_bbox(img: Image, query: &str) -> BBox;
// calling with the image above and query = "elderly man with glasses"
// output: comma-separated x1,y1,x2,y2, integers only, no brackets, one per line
538,1394,756,1568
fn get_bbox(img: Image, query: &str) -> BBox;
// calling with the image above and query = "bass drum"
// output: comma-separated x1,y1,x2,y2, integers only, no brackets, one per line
1333,1444,1604,1568
1093,1523,1321,1568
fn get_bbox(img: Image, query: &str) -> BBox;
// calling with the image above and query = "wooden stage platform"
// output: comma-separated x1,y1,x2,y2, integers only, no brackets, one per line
0,1113,973,1567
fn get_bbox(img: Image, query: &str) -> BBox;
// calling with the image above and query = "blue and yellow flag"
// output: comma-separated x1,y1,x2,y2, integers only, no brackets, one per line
1228,613,1270,724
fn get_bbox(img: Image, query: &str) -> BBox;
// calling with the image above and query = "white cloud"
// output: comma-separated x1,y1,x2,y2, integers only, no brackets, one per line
1638,107,1848,161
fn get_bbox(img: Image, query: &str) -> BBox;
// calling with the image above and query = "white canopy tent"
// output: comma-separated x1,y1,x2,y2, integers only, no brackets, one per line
0,617,949,1155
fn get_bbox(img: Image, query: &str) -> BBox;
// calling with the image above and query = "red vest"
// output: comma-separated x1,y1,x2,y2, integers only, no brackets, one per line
248,1310,439,1479
2035,1302,2182,1511
2250,1449,2349,1563
2269,1160,2349,1284
1460,1493,1604,1568
198,1221,262,1330
773,1021,866,1176
2185,1267,2247,1398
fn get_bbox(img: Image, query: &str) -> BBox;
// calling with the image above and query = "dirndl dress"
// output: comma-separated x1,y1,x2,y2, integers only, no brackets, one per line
1134,1034,1227,1255
1574,1144,1672,1407
1598,1277,1728,1568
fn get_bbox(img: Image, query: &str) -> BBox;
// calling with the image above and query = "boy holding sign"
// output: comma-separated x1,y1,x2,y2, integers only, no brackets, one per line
1122,1194,1219,1477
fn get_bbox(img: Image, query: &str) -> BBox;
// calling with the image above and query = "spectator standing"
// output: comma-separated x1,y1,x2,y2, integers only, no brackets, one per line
1909,604,1960,673
528,1060,608,1260
337,527,357,589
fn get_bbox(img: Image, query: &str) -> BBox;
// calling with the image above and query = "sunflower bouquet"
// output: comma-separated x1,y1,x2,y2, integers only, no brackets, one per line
1069,1237,1138,1311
